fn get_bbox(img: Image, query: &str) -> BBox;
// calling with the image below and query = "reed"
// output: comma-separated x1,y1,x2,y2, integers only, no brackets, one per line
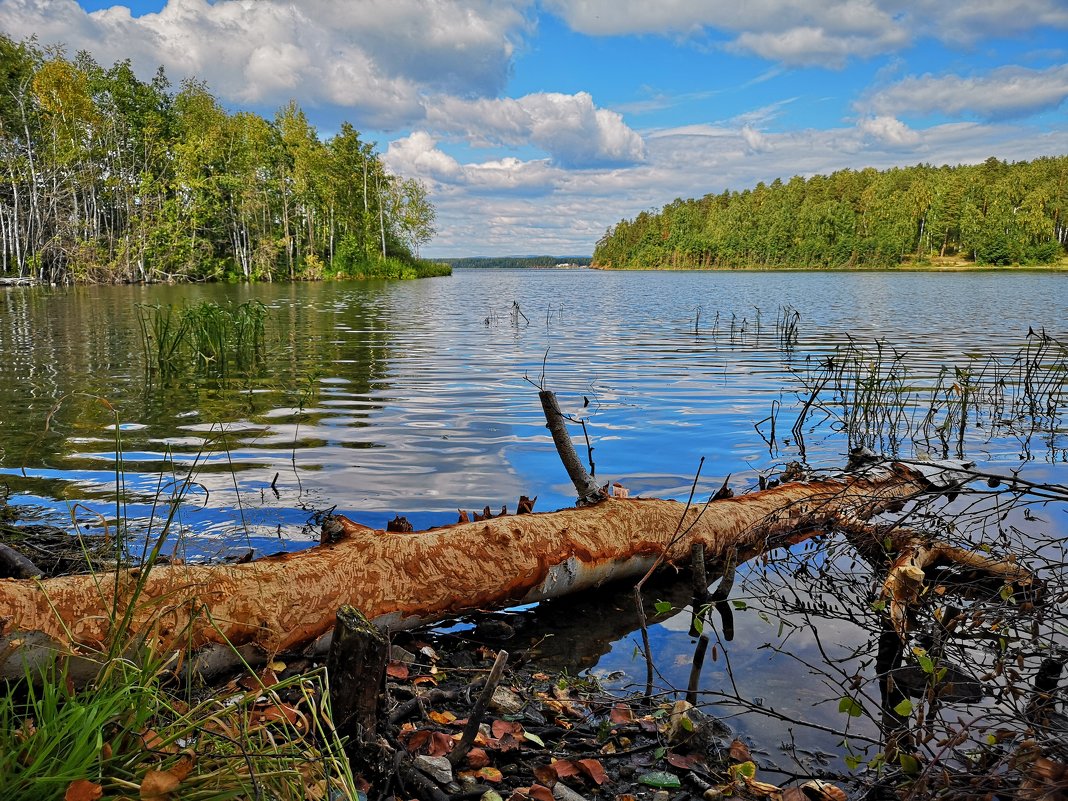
136,300,268,376
789,329,1068,460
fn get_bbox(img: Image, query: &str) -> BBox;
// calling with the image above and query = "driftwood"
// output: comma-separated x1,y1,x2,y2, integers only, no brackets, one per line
0,390,1030,682
0,461,954,680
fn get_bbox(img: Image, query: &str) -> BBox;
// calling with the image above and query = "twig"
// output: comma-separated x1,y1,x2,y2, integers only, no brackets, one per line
448,649,509,767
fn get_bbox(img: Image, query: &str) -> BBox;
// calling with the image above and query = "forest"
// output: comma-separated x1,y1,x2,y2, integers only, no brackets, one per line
0,35,441,284
593,156,1068,270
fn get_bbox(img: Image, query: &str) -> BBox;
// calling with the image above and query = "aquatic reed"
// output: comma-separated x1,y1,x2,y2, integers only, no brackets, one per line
136,300,268,376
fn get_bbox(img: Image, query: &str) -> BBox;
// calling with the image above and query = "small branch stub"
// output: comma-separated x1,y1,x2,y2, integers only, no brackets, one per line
539,389,604,504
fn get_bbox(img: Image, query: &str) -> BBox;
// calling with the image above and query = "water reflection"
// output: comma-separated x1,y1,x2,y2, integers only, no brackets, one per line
2,268,1066,775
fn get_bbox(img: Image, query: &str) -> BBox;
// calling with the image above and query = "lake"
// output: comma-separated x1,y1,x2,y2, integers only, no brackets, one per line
1,268,1066,771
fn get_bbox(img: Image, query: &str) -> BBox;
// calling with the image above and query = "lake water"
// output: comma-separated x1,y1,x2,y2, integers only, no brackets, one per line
2,268,1066,772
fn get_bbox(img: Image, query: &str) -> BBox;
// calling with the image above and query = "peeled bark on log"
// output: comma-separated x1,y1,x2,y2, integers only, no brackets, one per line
0,461,944,680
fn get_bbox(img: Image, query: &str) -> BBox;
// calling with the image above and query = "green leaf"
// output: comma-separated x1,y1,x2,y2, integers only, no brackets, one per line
844,754,863,771
732,600,748,611
871,599,887,612
893,698,913,717
638,771,681,789
654,601,673,615
653,746,667,760
838,696,864,717
728,761,757,780
913,649,935,674
693,617,704,635
679,716,694,732
899,753,920,775
522,731,545,747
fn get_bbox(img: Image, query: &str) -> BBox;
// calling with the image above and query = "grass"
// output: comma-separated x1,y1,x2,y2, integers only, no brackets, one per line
0,410,357,801
136,300,268,378
0,657,356,801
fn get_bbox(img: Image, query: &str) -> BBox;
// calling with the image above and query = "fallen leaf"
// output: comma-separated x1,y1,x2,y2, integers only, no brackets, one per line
257,667,279,687
427,731,454,757
404,729,431,753
532,672,551,681
529,785,554,801
533,765,558,786
429,710,456,725
386,661,410,680
744,776,783,796
492,720,524,739
577,758,607,785
267,659,287,671
64,779,103,801
140,769,181,799
666,752,704,771
609,704,635,724
466,748,490,769
478,767,504,783
523,731,546,747
637,771,682,789
551,760,581,778
419,645,440,661
412,675,438,686
729,739,752,762
170,754,195,781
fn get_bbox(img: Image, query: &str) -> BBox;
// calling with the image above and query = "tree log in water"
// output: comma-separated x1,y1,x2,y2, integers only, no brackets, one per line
0,389,1031,682
1,460,950,679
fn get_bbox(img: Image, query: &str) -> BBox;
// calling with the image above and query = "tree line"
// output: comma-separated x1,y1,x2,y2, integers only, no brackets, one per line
0,35,440,284
439,255,593,269
594,156,1068,270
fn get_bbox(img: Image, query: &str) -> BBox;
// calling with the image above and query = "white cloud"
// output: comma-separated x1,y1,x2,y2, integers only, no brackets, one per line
426,92,646,167
544,0,909,66
0,0,530,128
407,117,1068,257
545,0,1068,67
862,65,1068,121
857,115,921,147
729,26,907,68
885,0,1068,45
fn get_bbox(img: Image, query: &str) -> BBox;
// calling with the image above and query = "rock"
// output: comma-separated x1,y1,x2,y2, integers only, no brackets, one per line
390,645,417,664
414,754,453,784
489,685,524,715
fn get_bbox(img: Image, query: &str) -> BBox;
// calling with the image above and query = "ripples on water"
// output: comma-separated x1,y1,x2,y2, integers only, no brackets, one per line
1,268,1065,768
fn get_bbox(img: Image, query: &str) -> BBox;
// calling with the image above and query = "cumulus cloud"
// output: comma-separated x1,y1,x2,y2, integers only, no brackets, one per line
857,115,921,146
0,0,530,128
863,64,1068,121
544,0,1068,67
407,116,1068,257
426,92,646,167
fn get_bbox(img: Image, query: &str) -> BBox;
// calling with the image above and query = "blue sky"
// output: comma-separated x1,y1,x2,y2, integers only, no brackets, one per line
3,0,1067,257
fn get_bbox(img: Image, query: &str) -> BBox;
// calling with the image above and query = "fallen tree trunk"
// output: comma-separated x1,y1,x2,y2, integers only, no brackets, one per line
1,461,943,679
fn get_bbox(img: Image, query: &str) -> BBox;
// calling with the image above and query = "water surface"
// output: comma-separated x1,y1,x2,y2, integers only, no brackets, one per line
1,268,1065,770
